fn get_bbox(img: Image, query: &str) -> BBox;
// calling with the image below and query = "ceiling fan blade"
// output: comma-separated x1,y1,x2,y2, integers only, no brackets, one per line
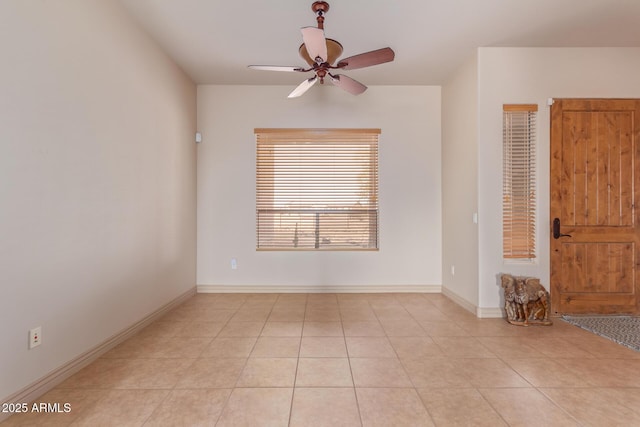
288,76,318,98
337,47,395,70
329,74,367,95
301,27,328,63
248,65,305,72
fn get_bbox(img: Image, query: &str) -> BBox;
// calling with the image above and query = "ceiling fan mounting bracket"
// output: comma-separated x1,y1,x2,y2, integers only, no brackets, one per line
311,2,329,15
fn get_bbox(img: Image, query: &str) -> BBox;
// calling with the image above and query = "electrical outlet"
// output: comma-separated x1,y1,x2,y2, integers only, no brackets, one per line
450,265,455,276
231,258,238,270
29,327,41,349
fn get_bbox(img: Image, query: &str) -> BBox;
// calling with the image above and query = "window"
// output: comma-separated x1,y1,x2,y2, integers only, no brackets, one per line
503,104,537,259
255,128,379,250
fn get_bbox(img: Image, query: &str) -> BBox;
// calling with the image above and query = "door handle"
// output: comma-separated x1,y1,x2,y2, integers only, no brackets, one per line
553,218,572,239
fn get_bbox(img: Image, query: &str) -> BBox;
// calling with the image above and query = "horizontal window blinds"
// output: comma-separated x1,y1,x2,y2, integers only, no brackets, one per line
256,128,380,250
503,105,537,259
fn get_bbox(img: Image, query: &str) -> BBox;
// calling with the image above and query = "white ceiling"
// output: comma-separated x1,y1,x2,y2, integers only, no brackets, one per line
119,0,640,86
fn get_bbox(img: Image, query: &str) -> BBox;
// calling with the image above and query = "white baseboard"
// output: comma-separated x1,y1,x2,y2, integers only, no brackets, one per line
197,284,442,294
476,307,505,318
440,287,476,315
0,286,196,422
440,287,504,319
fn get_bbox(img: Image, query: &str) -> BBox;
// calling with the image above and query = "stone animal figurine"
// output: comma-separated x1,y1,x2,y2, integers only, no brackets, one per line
500,274,552,326
500,274,518,322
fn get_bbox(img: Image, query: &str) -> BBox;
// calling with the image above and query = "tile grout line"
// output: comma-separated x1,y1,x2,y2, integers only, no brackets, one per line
287,293,308,427
208,294,250,427
339,295,368,427
214,294,264,426
473,387,512,426
373,294,438,425
229,295,277,389
535,387,584,425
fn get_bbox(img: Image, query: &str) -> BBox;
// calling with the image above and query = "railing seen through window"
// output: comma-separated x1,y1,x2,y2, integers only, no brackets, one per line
255,128,380,250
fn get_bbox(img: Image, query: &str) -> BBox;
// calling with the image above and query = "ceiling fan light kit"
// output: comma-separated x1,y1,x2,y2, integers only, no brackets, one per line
248,1,395,98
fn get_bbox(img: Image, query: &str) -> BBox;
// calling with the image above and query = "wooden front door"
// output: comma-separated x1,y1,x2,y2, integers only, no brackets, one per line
550,99,640,315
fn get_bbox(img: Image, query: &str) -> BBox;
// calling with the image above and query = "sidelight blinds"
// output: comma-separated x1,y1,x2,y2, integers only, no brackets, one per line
255,128,380,250
503,105,537,259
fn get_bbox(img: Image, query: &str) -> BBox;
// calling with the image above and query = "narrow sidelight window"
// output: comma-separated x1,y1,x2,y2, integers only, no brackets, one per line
503,105,537,259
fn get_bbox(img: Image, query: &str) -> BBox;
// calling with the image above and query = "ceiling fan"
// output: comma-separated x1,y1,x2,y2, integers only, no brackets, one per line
248,1,395,98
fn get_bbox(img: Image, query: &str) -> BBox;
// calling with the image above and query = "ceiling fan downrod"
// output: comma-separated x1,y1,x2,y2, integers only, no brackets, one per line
311,1,329,29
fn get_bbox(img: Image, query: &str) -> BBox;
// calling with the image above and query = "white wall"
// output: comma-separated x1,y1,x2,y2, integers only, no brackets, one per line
0,0,196,400
476,47,640,309
197,85,441,289
441,54,479,308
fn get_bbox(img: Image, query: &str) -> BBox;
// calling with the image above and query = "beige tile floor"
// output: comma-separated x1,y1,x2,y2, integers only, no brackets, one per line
4,292,640,426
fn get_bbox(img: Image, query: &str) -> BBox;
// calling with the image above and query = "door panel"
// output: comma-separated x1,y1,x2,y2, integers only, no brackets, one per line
550,99,640,315
559,242,634,293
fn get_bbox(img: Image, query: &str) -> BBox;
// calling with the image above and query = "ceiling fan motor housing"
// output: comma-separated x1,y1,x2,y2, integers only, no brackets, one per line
298,38,343,68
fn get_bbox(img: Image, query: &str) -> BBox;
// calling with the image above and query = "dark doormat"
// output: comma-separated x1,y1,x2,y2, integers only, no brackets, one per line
562,315,640,352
